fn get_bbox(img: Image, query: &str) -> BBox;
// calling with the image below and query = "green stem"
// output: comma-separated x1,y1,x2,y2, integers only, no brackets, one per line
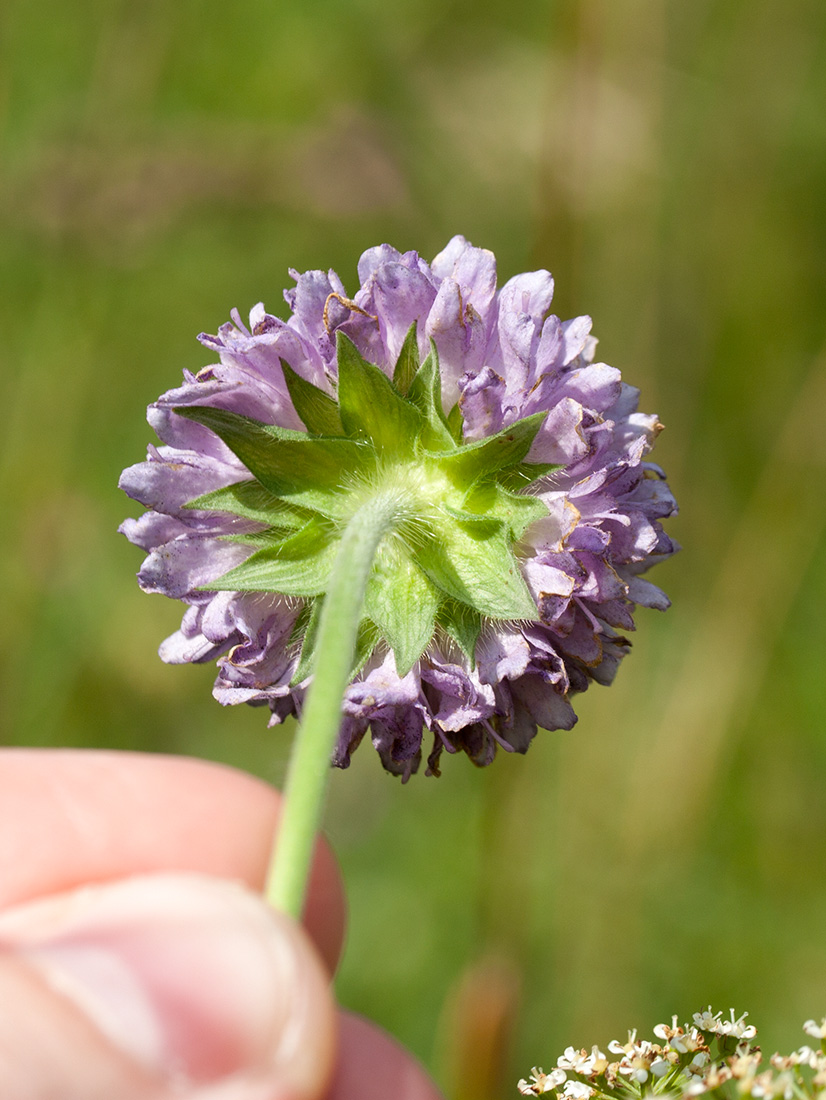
266,491,402,918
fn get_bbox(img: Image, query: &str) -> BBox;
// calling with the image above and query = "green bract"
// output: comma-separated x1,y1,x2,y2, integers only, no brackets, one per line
179,329,558,678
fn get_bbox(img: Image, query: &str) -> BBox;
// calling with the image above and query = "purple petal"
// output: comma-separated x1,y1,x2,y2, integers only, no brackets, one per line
283,271,341,369
624,574,671,610
457,366,507,439
498,270,555,321
522,558,577,603
370,261,438,366
521,498,580,554
560,316,594,365
119,449,244,516
119,512,192,551
495,270,555,391
159,629,229,665
357,244,404,285
371,708,424,765
421,661,496,731
426,280,489,409
431,236,497,314
333,717,369,769
345,652,423,715
138,537,252,599
510,675,577,731
476,627,531,685
527,398,589,464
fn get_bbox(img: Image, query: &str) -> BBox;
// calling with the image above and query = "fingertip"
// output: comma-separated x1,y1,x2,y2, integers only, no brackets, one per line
327,1012,445,1100
0,873,338,1100
0,749,348,973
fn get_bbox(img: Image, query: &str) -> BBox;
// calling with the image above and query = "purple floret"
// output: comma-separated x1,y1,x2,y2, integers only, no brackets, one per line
120,237,678,778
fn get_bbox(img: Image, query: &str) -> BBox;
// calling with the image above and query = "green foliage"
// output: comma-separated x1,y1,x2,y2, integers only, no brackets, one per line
415,515,537,620
365,546,439,676
187,481,311,528
336,332,425,456
429,410,548,484
462,480,549,541
174,406,372,516
281,362,343,436
406,343,456,452
205,515,338,595
436,599,483,660
391,322,421,397
290,600,318,684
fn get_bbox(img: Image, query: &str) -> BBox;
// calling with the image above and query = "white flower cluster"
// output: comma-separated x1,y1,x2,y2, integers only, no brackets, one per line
693,1007,757,1042
517,1067,568,1096
517,1011,826,1100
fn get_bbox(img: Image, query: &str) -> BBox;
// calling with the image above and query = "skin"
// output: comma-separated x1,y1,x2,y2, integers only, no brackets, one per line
0,749,445,1100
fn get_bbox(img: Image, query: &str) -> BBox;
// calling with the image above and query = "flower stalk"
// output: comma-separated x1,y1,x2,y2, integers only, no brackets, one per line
266,489,404,917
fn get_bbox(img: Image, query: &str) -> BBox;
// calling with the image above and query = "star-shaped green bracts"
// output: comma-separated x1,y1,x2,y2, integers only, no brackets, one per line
178,328,556,681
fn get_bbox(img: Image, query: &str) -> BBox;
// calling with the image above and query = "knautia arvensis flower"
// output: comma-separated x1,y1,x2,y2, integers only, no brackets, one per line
120,237,678,779
517,1010,826,1099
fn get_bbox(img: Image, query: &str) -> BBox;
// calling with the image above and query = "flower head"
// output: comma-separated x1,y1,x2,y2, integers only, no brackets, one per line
120,237,677,777
519,1011,826,1100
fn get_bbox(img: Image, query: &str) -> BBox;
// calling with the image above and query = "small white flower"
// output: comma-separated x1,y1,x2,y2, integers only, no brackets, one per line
558,1048,590,1074
706,1067,734,1091
804,1017,826,1040
730,1051,762,1078
684,1031,708,1055
694,1008,721,1032
608,1030,638,1056
650,1057,671,1078
557,1046,607,1078
688,1050,710,1074
654,1017,681,1042
796,1045,818,1065
694,1008,756,1041
617,1048,659,1084
663,1026,705,1056
588,1046,610,1077
518,1067,566,1095
717,1009,757,1041
562,1081,594,1100
796,1046,826,1078
771,1049,811,1071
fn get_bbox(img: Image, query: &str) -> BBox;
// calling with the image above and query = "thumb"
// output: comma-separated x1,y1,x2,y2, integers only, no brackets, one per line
0,872,337,1100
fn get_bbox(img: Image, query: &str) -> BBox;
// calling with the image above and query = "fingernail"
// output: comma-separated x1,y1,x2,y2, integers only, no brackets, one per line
0,873,335,1095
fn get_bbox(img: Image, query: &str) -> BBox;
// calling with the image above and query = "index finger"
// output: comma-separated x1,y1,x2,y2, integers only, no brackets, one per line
0,749,346,973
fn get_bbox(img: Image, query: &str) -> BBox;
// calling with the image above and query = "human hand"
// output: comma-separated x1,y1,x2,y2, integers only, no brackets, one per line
0,749,444,1100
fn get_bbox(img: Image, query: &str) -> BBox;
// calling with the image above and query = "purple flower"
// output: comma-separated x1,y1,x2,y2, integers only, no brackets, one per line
120,237,677,778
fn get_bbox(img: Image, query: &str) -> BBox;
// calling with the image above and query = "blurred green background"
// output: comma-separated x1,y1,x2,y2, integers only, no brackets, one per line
2,0,825,1094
